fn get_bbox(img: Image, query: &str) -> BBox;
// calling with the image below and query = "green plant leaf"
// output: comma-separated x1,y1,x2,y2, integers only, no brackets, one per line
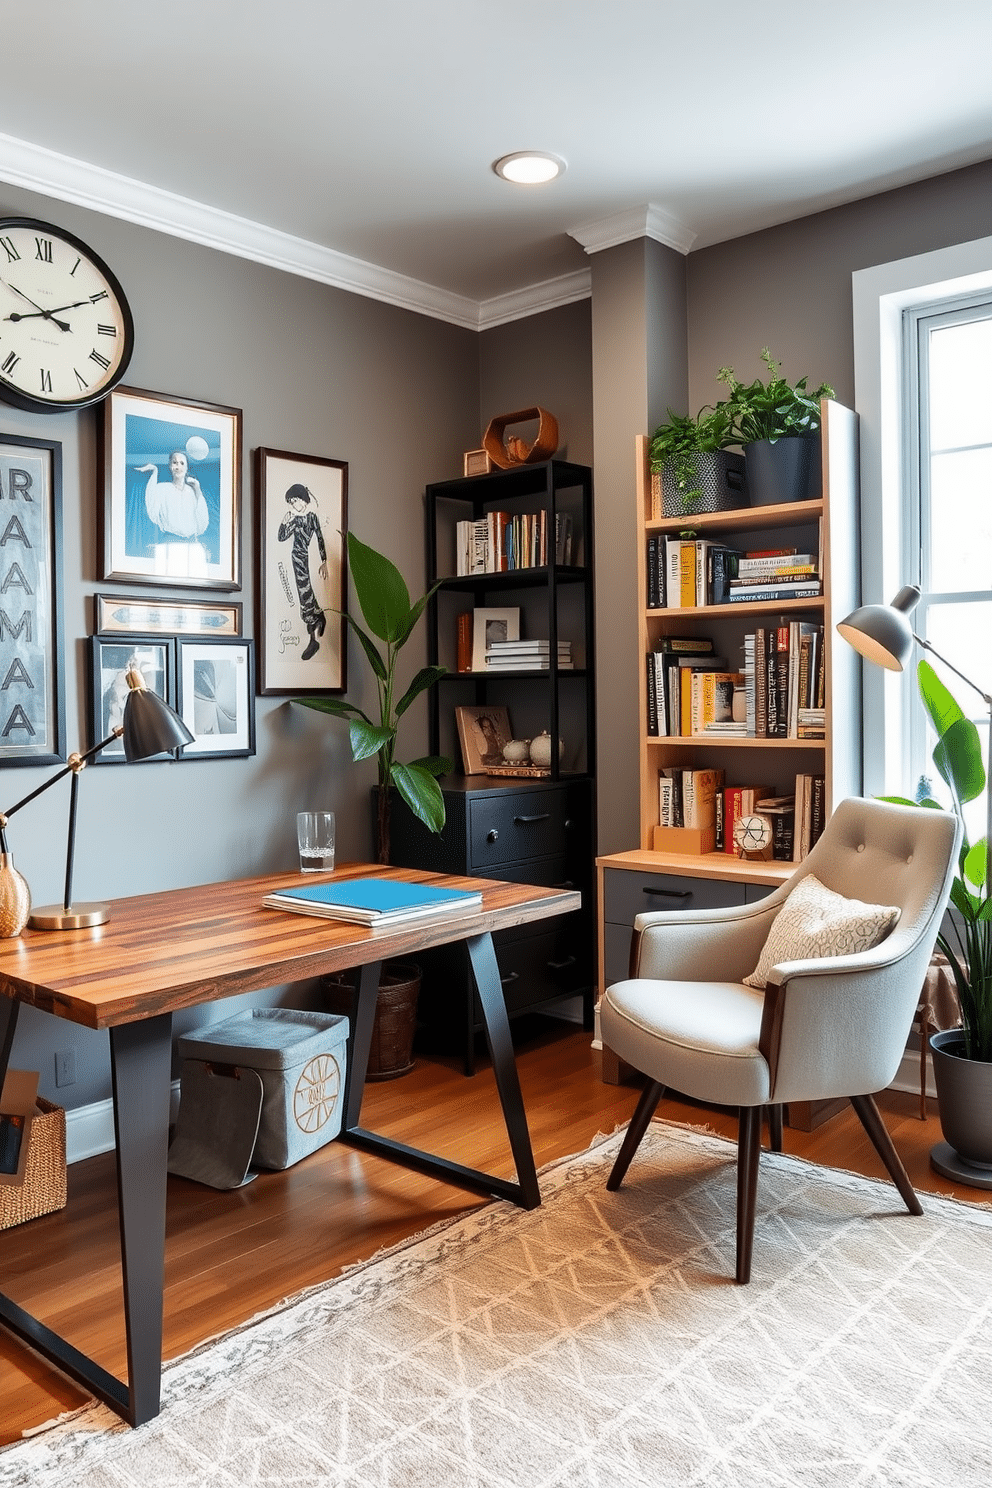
390,761,446,834
349,718,393,762
964,840,989,891
917,658,966,738
932,715,986,808
410,754,453,778
347,530,411,643
395,665,447,718
394,579,445,649
294,696,368,722
344,613,388,682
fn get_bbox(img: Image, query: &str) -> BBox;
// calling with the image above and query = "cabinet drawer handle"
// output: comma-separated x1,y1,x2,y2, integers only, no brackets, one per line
547,955,576,971
555,880,575,890
486,828,499,843
642,886,692,900
513,813,551,824
500,971,520,985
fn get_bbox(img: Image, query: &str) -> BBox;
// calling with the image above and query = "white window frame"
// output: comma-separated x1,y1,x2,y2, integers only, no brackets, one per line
852,235,992,799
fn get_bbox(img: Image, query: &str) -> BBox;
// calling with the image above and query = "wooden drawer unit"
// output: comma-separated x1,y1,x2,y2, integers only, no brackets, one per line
390,776,596,1073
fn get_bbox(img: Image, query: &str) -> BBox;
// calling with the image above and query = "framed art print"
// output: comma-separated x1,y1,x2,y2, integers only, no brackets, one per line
0,434,66,765
101,386,242,590
254,447,347,695
176,637,255,758
455,704,511,775
470,606,520,672
89,635,176,763
95,593,242,638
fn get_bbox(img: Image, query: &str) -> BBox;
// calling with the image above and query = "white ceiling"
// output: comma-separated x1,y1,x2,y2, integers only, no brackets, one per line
1,1,990,327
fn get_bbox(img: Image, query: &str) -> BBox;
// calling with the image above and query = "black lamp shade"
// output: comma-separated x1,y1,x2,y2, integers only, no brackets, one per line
121,669,194,761
836,585,921,672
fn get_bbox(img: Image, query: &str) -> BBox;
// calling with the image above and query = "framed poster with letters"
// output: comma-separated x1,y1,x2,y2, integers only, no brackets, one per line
101,385,242,590
0,434,65,765
254,447,347,695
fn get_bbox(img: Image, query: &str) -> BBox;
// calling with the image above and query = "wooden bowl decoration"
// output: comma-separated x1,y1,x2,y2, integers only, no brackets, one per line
482,407,559,469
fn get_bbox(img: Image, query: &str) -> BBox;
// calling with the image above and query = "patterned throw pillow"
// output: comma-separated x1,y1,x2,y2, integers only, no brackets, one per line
743,873,900,989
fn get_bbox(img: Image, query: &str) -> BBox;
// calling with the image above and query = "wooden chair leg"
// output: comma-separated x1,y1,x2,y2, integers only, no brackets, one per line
606,1079,665,1191
850,1093,923,1216
736,1106,763,1284
767,1103,783,1153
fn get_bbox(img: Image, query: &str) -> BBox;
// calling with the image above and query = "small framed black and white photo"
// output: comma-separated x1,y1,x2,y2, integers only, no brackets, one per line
176,637,255,759
89,635,176,763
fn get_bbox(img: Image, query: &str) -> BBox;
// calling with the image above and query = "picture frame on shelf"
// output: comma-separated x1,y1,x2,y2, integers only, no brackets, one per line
94,593,242,637
176,637,255,759
254,446,347,695
100,385,242,591
0,434,65,766
471,606,520,673
455,704,512,775
89,635,176,764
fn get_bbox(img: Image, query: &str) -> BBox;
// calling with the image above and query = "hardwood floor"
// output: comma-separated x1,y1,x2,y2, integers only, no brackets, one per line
1,1017,987,1446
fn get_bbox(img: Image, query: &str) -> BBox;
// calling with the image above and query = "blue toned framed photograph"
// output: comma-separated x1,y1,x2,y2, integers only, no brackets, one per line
101,385,242,590
176,637,255,759
0,434,66,766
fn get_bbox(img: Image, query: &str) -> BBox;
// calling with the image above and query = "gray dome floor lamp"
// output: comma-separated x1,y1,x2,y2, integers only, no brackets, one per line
838,584,992,1186
0,667,194,936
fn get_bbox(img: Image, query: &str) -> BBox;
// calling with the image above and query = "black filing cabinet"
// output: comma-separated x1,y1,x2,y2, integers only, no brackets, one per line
390,776,595,1074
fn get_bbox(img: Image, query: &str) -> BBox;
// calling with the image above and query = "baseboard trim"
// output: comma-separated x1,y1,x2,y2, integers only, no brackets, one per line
65,1082,182,1165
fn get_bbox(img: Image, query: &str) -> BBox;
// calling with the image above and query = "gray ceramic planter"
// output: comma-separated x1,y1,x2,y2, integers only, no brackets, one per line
930,1028,992,1187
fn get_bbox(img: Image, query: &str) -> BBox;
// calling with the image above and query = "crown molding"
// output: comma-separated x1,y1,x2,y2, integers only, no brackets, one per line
568,203,696,257
0,132,594,333
477,268,592,330
0,133,485,329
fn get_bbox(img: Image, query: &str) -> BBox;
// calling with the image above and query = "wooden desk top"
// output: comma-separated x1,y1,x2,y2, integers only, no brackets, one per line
0,863,580,1030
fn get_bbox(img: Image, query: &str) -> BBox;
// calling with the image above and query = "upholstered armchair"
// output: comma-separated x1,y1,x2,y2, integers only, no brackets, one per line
601,797,962,1282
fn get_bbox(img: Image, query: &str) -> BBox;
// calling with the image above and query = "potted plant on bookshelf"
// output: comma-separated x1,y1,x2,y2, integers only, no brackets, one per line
717,347,835,506
295,531,452,864
884,660,992,1185
649,404,745,516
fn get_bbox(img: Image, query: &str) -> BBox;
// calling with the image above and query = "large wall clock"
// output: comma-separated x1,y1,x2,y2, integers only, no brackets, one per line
0,216,134,413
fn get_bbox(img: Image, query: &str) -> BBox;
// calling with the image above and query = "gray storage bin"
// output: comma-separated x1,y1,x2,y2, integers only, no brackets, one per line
177,1008,349,1171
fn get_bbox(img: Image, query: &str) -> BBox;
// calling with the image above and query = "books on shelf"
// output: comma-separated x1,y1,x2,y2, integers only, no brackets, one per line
457,612,472,673
454,510,573,575
658,768,724,830
722,784,775,857
485,639,573,671
755,795,796,861
726,581,822,602
741,623,824,740
793,774,827,860
263,877,483,926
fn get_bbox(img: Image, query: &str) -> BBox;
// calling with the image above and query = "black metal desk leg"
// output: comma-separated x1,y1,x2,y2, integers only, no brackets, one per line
0,995,19,1088
465,931,540,1209
343,960,382,1129
110,1013,173,1427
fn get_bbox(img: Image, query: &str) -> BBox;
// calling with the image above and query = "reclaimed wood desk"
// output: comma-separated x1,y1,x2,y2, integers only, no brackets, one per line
0,863,579,1427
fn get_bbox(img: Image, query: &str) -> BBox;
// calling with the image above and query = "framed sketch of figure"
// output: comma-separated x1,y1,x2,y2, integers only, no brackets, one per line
254,447,348,695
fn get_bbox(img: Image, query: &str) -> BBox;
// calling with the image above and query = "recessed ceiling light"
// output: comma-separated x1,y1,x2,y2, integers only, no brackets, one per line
493,151,566,185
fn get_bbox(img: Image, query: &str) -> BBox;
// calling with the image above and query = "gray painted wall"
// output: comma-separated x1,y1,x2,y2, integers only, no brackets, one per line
1,182,480,1108
686,159,992,412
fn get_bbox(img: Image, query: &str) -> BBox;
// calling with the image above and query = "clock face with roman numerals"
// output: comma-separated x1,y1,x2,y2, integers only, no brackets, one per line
0,217,134,412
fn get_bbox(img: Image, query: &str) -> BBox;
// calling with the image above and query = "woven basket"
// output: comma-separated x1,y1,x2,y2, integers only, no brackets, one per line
323,962,421,1081
0,1098,67,1229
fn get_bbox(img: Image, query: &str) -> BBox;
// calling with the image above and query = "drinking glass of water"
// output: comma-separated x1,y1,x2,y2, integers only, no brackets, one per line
296,811,335,872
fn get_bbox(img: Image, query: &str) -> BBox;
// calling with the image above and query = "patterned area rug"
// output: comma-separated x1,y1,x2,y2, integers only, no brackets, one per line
3,1121,992,1487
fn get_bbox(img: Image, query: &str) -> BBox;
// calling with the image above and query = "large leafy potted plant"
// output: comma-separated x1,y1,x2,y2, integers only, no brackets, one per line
296,531,452,864
649,403,745,516
717,347,834,506
884,659,992,1178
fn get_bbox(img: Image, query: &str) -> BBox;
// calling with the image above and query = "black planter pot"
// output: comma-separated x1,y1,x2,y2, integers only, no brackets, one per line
744,434,820,506
929,1028,992,1189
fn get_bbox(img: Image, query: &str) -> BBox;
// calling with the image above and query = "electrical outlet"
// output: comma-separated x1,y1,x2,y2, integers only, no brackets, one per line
55,1049,76,1087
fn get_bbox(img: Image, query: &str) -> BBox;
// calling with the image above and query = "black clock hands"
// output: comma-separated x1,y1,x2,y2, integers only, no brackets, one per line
0,280,75,331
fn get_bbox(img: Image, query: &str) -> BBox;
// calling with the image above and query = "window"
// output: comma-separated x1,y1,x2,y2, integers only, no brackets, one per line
852,235,992,803
905,295,992,825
